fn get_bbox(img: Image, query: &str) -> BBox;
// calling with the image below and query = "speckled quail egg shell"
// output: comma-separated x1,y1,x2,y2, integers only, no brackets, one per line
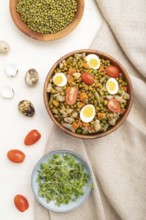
53,73,67,87
25,68,39,87
0,41,10,54
18,100,35,117
80,104,96,123
106,78,119,95
86,54,100,70
5,63,18,77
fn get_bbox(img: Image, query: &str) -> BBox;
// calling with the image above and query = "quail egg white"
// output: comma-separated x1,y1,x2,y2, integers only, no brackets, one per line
106,78,119,95
86,54,100,69
53,73,67,87
80,104,95,123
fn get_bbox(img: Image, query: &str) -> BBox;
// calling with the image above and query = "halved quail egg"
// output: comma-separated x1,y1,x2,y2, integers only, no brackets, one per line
53,73,67,87
80,104,95,123
86,54,100,69
106,78,119,95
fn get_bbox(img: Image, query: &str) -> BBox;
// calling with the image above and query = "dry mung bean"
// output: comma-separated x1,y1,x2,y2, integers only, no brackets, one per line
16,0,77,34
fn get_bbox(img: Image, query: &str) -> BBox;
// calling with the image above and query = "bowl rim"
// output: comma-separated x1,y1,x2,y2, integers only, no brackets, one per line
44,49,133,139
31,149,93,212
9,0,85,41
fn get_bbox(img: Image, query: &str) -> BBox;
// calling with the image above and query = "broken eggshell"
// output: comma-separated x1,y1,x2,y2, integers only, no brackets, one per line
25,68,39,87
5,63,18,77
0,85,14,99
0,41,10,54
18,100,35,117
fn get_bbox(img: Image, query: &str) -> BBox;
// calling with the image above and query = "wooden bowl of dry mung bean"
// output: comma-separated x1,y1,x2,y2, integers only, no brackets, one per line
10,0,84,41
44,49,133,139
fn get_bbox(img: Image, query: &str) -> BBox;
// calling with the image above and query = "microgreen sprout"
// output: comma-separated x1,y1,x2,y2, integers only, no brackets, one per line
37,154,90,206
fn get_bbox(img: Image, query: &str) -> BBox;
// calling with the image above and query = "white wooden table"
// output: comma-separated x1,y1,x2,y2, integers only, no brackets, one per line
0,0,102,219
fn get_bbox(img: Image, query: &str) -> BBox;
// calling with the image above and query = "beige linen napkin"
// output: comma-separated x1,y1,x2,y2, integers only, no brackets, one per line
34,1,146,219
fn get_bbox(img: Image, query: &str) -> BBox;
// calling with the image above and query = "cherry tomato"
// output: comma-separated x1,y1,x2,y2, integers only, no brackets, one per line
107,99,121,113
81,72,94,85
14,195,29,212
105,65,120,78
65,87,78,105
7,150,25,163
24,129,41,146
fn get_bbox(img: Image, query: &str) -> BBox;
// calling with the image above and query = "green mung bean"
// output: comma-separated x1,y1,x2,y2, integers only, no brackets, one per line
16,0,77,34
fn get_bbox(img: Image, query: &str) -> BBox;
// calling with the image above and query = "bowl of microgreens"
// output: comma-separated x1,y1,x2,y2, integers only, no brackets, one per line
31,150,93,212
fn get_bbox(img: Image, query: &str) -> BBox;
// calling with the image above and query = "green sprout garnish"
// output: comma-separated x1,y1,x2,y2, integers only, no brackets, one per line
37,154,90,206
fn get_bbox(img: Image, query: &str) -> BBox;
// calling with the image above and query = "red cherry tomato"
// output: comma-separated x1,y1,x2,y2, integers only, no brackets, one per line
107,99,121,113
7,150,25,163
81,72,94,85
24,129,41,146
105,65,120,78
14,195,29,212
66,87,78,105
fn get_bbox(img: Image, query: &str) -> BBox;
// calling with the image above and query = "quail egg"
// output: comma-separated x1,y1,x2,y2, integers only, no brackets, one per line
18,100,35,117
106,78,119,95
86,54,100,70
0,41,10,54
80,104,95,123
25,68,39,87
53,73,67,87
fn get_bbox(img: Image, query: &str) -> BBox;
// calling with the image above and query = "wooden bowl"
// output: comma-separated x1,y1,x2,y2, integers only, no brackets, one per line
9,0,84,41
44,49,133,139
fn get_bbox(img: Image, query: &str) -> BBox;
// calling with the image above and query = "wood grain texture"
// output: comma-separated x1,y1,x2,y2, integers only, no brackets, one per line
9,0,84,41
44,49,133,139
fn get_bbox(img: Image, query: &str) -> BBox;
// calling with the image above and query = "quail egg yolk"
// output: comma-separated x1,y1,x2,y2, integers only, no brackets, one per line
88,59,99,68
54,75,63,85
107,81,116,92
83,106,94,118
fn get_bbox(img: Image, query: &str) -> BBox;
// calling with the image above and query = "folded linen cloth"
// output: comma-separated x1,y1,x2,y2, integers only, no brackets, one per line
34,1,146,219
